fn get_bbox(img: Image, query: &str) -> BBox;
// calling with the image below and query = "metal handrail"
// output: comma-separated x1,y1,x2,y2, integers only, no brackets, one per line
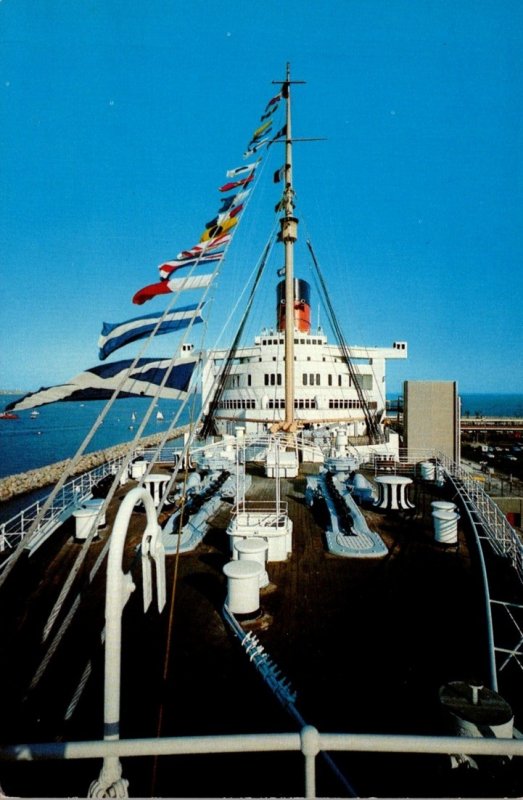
0,454,129,557
438,452,523,585
230,501,289,530
1,727,521,800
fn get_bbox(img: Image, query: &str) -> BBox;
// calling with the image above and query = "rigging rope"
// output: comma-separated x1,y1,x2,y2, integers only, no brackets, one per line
200,235,275,437
305,239,382,443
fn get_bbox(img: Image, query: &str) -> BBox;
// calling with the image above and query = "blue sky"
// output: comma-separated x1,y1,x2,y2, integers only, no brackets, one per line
1,0,522,394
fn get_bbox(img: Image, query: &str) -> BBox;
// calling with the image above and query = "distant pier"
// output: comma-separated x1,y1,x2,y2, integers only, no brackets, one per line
461,417,523,432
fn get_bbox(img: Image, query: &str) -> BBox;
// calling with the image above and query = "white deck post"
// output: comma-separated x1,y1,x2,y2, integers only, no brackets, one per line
88,487,164,798
301,725,320,799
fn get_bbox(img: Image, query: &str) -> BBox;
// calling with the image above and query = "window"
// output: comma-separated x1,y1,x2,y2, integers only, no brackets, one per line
303,374,308,385
328,374,332,386
354,374,373,390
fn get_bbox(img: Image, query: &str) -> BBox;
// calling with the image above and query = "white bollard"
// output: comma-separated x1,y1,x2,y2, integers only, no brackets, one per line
431,500,456,513
131,460,147,480
223,560,263,614
234,539,269,588
73,507,99,541
420,461,436,480
82,498,106,527
432,509,460,544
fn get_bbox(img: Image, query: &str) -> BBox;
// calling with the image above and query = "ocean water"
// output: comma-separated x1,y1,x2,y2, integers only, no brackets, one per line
387,392,523,418
0,393,197,479
459,393,523,417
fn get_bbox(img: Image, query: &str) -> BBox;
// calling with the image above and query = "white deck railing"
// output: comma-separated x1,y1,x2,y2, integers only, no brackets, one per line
229,500,289,530
437,452,523,585
0,454,128,561
0,726,521,799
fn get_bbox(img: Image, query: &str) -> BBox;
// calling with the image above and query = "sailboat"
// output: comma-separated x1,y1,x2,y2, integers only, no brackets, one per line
156,409,164,421
0,66,521,799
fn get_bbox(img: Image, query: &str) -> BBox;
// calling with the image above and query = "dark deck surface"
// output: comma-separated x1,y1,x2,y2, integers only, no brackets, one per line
0,465,521,797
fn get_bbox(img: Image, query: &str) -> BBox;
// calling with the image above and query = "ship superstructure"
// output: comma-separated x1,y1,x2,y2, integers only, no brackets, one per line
201,284,408,436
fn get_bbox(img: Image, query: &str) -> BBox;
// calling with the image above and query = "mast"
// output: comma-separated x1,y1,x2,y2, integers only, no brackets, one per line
279,63,299,430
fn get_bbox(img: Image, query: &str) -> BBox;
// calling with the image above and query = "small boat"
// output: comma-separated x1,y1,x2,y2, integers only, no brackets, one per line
30,410,40,418
0,411,19,419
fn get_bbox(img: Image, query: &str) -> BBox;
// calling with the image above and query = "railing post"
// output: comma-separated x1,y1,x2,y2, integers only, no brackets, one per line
300,725,320,799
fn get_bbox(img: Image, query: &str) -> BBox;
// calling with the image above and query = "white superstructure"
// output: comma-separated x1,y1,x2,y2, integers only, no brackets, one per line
202,325,407,436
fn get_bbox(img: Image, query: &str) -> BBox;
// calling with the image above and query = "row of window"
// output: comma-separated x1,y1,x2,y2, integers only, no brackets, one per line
264,373,283,386
328,399,378,409
267,399,318,409
261,373,372,389
261,338,324,346
225,374,251,388
216,398,378,412
304,373,324,386
217,399,256,410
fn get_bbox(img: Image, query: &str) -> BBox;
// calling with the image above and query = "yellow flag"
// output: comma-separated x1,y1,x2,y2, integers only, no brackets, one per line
200,216,238,242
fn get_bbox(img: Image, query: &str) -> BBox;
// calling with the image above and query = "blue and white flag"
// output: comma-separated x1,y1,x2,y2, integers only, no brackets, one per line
6,357,198,411
98,305,204,360
226,162,258,178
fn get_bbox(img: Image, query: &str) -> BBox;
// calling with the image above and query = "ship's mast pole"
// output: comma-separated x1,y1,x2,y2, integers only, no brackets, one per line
280,63,298,430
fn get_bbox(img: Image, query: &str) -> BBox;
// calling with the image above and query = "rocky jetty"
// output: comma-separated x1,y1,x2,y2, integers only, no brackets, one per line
0,426,190,503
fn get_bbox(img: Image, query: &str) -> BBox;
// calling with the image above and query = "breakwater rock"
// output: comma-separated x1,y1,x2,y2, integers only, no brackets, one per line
0,426,190,503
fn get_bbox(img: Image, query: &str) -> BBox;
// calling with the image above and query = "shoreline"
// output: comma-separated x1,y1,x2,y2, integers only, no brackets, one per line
0,426,190,503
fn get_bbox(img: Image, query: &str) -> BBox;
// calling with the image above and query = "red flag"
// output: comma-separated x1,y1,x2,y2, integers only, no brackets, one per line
219,174,254,193
133,275,213,305
133,281,171,305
